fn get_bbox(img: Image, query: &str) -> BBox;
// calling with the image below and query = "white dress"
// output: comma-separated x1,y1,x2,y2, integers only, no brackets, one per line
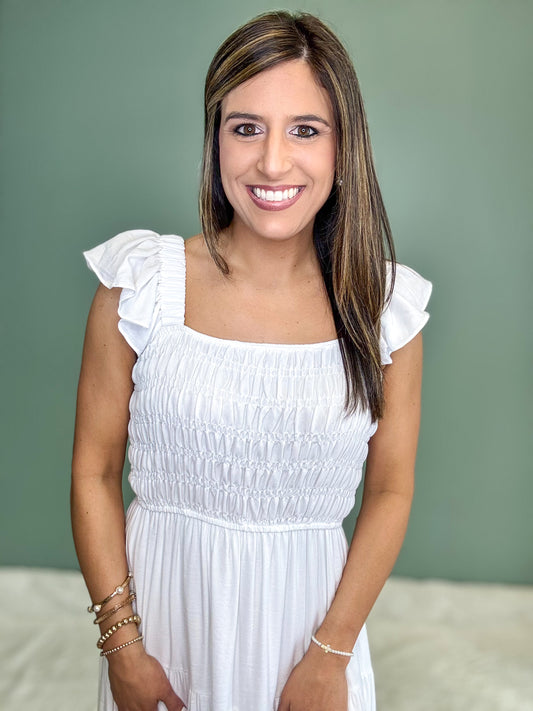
84,230,432,711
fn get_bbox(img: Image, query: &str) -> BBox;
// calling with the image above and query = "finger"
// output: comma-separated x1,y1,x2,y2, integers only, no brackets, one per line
160,687,187,711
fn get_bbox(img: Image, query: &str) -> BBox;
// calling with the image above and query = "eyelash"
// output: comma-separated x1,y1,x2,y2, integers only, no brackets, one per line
233,124,319,139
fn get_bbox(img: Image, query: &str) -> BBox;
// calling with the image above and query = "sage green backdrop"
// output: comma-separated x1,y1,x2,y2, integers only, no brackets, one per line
1,0,531,584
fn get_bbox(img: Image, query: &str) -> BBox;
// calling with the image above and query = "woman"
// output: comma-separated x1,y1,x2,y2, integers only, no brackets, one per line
72,10,431,711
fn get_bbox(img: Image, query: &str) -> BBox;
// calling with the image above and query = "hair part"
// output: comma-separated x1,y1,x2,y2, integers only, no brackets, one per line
200,11,396,420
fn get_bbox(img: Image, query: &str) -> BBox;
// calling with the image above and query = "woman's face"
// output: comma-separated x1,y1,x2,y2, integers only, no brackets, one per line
218,59,336,244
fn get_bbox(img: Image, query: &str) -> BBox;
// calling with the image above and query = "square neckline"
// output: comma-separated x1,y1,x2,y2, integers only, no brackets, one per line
182,323,339,350
181,236,339,350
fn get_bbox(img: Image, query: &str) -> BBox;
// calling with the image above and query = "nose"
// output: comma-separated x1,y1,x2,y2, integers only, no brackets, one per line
256,130,292,178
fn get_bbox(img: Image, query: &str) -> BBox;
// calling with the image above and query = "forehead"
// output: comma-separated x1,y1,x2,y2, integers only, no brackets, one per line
221,60,333,118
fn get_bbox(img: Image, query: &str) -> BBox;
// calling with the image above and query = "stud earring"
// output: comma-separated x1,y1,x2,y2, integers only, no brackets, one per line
336,178,343,187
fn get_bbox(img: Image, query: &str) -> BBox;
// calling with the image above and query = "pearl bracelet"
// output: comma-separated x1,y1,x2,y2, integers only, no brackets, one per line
97,614,141,649
311,634,354,657
88,572,133,614
100,634,144,657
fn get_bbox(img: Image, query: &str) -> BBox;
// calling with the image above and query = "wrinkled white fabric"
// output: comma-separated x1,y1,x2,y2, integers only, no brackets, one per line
380,262,432,365
83,230,431,711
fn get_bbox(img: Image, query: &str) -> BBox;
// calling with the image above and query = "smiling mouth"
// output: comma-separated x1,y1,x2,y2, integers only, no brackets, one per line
251,186,302,202
247,185,305,210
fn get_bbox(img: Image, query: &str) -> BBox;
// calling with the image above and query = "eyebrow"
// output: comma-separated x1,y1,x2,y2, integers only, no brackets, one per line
293,114,331,127
223,111,331,127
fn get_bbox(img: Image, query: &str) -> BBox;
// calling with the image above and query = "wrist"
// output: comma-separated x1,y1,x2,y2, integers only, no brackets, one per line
305,636,351,671
105,633,146,667
314,618,359,653
308,623,358,670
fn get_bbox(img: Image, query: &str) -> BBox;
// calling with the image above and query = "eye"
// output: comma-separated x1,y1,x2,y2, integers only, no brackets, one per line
290,125,318,138
234,123,261,136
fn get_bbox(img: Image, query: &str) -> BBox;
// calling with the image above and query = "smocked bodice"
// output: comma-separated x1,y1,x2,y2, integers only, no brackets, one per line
128,324,376,528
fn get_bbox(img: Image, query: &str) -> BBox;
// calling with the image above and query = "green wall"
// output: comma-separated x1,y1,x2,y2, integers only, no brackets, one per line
1,0,531,584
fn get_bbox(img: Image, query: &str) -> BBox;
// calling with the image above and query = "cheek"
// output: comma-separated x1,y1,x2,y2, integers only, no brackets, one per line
218,137,250,213
305,133,336,177
325,141,337,175
219,134,248,182
218,134,232,184
312,144,336,188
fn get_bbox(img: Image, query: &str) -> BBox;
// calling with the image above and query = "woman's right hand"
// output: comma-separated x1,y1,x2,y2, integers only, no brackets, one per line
107,646,186,711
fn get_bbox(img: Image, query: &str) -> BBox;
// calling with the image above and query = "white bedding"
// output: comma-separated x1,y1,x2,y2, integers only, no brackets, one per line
1,568,532,710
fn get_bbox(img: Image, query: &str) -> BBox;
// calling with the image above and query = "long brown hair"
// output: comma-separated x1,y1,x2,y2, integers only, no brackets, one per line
199,11,395,420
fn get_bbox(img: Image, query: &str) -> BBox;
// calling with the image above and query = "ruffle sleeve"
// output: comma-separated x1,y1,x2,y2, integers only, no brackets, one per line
83,229,161,355
380,263,432,365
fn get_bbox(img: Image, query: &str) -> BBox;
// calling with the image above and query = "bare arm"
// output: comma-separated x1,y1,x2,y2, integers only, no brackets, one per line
315,331,422,648
71,284,184,711
71,284,135,608
278,333,424,711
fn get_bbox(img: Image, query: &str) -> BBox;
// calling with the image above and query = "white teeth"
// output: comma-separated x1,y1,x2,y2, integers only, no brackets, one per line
252,187,301,202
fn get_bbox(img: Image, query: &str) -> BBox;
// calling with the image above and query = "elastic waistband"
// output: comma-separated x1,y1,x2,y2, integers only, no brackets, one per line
134,499,343,533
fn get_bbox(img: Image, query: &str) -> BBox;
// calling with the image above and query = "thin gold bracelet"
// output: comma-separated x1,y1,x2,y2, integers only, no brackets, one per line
94,592,136,624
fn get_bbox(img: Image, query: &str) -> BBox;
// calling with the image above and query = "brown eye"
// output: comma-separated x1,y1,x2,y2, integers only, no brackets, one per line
293,125,317,138
236,124,258,136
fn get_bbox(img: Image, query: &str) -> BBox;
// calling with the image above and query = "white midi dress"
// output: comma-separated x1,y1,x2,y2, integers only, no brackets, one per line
84,229,432,711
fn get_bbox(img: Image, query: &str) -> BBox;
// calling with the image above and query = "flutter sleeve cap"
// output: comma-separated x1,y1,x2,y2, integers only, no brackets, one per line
380,263,432,365
83,229,161,355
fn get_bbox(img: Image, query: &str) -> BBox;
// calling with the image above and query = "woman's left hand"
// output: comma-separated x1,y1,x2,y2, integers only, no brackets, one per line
277,643,349,711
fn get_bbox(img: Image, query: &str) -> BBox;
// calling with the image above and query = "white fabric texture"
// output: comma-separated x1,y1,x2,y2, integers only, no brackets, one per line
380,262,432,365
83,230,432,711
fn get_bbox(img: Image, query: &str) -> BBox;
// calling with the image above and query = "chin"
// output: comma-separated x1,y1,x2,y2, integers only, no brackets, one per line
244,216,315,242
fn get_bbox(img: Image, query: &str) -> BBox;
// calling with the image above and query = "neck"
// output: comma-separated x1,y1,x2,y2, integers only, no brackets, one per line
219,220,319,289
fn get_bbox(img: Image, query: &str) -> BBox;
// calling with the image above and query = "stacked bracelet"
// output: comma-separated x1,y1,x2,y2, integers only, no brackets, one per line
87,572,141,658
101,634,144,657
97,614,141,649
94,592,137,625
311,635,354,658
88,572,133,614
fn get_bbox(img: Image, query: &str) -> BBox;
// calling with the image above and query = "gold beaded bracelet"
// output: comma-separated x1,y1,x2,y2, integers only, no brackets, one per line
87,572,133,614
94,592,136,625
100,634,144,657
97,614,141,649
